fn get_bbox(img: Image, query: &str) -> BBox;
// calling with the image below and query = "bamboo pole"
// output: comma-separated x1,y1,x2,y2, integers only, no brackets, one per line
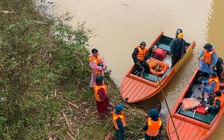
154,67,180,140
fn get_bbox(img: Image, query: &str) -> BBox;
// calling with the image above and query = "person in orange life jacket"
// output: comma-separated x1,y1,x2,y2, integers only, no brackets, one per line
198,43,218,78
94,75,113,115
205,91,224,113
170,32,186,67
142,109,162,140
89,48,107,87
200,72,220,101
112,104,126,140
132,41,150,76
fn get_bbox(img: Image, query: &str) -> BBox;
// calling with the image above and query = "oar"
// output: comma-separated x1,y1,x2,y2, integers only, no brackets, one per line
154,67,180,140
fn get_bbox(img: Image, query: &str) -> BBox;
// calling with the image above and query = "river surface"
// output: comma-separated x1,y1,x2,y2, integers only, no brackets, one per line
49,0,224,139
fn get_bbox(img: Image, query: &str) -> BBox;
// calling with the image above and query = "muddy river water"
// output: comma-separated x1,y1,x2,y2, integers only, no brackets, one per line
49,0,224,139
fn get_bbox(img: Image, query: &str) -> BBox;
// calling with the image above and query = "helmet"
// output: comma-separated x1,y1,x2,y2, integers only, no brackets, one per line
148,109,159,119
115,104,124,114
177,33,184,39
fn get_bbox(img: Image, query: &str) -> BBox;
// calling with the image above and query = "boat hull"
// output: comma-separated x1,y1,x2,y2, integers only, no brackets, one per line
120,32,196,103
167,68,224,140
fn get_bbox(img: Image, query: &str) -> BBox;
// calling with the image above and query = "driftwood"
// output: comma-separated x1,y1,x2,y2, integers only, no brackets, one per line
67,131,75,140
104,132,113,140
62,112,75,136
0,11,13,14
65,99,79,110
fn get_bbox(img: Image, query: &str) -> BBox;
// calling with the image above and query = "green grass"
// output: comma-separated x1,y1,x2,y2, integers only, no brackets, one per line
0,0,149,140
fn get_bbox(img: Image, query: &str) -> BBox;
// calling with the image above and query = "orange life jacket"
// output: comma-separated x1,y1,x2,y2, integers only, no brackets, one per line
214,93,224,107
112,111,126,130
201,49,216,64
89,55,103,75
136,46,147,61
208,76,220,92
145,117,162,137
94,84,107,102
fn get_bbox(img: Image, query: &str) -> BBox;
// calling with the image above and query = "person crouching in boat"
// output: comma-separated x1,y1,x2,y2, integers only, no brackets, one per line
94,75,114,116
169,32,186,67
205,91,224,113
200,72,220,101
112,104,126,140
132,41,150,77
198,43,218,78
142,109,162,140
89,48,107,88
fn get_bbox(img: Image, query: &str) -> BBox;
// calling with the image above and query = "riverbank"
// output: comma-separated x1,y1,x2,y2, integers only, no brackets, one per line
0,1,166,139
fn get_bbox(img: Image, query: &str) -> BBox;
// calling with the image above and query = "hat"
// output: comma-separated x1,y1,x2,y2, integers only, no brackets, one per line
95,75,104,84
203,43,213,51
177,33,184,39
148,109,159,120
140,41,146,46
210,72,217,77
115,104,124,114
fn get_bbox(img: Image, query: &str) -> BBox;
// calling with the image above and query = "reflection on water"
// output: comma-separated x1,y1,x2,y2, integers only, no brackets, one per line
49,0,224,139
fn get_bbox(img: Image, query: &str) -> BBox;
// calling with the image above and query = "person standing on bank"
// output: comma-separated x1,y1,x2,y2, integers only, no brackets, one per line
94,75,113,116
198,43,218,77
170,32,186,67
142,109,162,140
112,104,126,140
89,48,107,88
132,41,150,77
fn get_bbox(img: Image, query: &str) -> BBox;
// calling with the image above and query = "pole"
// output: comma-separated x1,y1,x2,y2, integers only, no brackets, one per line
154,67,180,140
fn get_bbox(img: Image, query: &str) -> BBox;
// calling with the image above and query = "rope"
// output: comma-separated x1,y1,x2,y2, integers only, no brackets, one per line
154,68,180,140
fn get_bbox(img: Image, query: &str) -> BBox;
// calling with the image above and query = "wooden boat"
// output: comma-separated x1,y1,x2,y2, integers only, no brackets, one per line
120,32,196,103
167,68,224,140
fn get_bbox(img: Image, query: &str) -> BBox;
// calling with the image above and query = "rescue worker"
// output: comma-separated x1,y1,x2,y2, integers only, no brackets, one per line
200,72,220,101
170,32,186,67
94,75,113,116
198,43,218,77
132,41,150,77
112,104,126,140
89,48,107,87
206,91,224,113
143,109,162,140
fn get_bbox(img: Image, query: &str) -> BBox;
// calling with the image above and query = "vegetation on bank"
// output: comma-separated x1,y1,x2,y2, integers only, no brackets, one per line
0,0,149,140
